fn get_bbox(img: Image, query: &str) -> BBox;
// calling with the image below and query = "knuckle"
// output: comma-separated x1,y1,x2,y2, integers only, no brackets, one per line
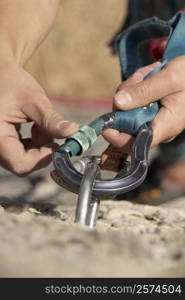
43,109,58,129
136,81,150,102
163,94,183,110
24,90,51,109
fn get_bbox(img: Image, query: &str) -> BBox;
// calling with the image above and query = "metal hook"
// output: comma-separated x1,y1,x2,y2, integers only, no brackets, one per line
75,161,100,228
52,123,153,198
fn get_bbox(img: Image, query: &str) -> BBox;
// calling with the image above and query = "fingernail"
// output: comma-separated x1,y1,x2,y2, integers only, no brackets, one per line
115,91,132,107
58,120,71,129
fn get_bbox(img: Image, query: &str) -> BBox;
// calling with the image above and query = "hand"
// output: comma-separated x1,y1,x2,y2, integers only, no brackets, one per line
0,63,79,175
103,57,185,152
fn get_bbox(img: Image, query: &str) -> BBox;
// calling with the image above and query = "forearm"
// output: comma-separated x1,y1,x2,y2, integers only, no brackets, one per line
0,0,60,66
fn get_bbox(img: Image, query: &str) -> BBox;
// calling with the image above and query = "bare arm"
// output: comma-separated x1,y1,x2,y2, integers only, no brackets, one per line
0,0,60,65
0,0,78,175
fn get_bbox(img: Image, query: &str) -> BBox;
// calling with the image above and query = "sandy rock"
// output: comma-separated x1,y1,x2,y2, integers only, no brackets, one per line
0,178,31,198
28,208,41,215
0,197,185,277
0,205,4,213
28,180,60,201
15,211,34,223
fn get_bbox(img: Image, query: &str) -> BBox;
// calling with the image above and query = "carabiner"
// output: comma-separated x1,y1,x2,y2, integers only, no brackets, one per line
51,123,152,199
75,160,100,228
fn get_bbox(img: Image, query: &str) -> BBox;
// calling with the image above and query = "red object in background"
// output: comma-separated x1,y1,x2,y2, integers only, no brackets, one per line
149,6,185,62
149,37,168,61
52,8,185,106
51,95,113,110
52,37,169,108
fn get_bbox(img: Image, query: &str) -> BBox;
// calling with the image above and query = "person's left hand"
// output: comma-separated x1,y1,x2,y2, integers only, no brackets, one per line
0,63,79,176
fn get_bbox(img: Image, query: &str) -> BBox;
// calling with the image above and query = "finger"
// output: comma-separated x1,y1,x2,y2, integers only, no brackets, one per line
0,136,57,176
113,62,161,111
117,61,161,91
114,58,185,110
21,96,79,139
102,129,134,153
151,91,185,146
151,107,177,146
105,90,185,150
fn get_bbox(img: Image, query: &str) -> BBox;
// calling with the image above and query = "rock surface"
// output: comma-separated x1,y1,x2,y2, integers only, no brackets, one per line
0,174,185,277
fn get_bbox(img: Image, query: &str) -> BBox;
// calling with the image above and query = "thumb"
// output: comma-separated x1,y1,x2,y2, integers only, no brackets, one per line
22,96,79,138
114,62,182,110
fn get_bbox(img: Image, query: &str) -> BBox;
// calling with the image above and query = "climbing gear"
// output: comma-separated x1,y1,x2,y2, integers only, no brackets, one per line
51,12,185,227
75,157,101,228
52,122,152,196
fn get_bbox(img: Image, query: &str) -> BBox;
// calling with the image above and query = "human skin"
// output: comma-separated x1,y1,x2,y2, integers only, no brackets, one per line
103,57,185,152
0,0,79,175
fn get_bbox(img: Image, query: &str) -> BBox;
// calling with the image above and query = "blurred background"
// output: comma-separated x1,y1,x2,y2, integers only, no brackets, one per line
26,0,126,100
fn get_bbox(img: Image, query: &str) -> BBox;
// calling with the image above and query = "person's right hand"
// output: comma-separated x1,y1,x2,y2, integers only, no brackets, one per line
0,62,79,176
103,58,185,152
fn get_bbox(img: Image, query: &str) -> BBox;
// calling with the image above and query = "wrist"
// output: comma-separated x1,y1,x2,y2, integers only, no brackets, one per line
0,33,25,67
